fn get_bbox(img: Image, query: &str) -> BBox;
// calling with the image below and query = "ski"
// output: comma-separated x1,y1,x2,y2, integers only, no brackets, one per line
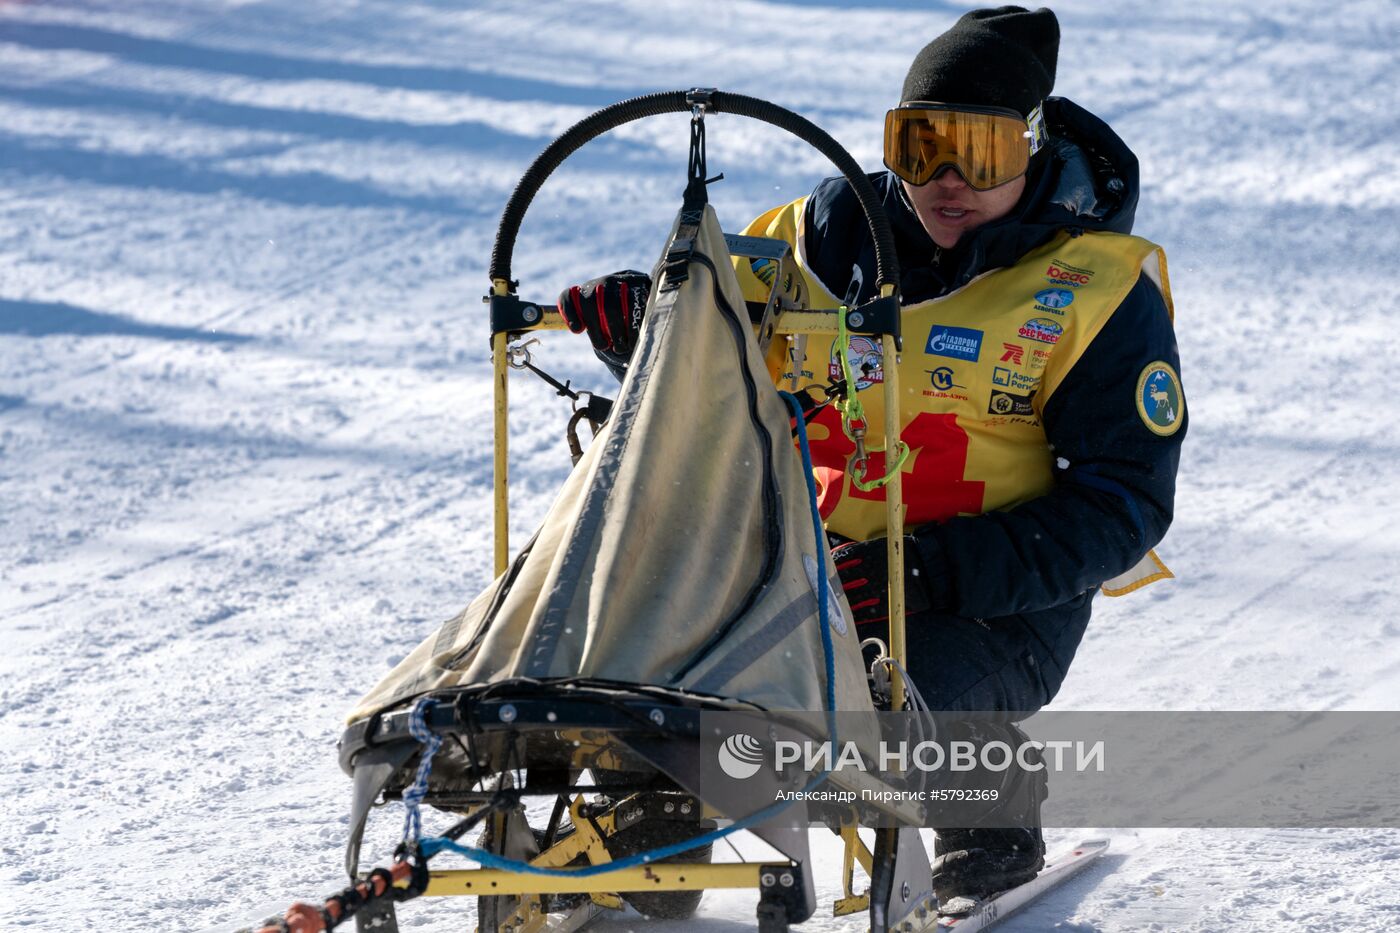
935,838,1110,931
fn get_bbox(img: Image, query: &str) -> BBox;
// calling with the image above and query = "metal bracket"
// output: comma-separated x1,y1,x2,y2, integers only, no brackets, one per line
757,860,808,927
489,294,546,335
686,87,718,113
724,232,808,357
844,295,901,349
723,232,791,263
867,827,936,933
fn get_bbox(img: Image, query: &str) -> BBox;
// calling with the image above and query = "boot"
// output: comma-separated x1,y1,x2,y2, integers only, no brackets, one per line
928,720,1047,912
931,825,1045,910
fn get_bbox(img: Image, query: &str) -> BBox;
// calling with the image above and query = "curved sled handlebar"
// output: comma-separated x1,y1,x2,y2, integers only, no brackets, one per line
489,89,900,297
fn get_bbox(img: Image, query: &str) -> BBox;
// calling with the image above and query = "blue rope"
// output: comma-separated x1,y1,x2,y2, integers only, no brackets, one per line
412,391,840,877
782,390,840,729
400,697,442,845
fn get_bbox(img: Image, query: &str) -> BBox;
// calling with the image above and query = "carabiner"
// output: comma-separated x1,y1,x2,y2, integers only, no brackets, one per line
504,337,540,370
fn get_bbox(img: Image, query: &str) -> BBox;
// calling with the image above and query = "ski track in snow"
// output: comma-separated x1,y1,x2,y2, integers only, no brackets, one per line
3,1,1399,930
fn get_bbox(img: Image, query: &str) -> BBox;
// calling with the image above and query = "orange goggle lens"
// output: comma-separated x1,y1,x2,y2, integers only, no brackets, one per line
884,105,1036,190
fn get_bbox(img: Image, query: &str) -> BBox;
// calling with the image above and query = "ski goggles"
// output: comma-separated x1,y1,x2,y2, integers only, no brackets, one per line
883,102,1047,190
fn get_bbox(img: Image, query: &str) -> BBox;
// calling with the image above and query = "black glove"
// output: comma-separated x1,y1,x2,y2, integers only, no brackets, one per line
830,535,933,625
557,271,651,357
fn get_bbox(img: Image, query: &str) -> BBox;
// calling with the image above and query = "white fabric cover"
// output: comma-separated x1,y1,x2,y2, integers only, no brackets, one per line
348,207,875,723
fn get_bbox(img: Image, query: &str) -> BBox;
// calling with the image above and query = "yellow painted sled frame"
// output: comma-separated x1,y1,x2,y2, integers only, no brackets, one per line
428,89,933,933
468,296,916,928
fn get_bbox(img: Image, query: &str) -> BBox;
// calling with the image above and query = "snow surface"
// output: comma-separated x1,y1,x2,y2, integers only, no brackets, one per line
3,1,1399,930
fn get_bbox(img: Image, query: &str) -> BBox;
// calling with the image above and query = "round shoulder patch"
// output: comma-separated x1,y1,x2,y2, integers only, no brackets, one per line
1135,361,1184,436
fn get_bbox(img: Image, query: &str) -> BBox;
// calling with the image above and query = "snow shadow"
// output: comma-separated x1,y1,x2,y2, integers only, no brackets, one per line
0,81,683,180
0,129,486,216
1188,423,1400,463
27,398,486,477
0,81,541,156
0,393,24,413
0,298,252,343
2,21,651,106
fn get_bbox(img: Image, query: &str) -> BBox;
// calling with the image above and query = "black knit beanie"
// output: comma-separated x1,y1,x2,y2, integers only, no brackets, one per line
900,6,1059,118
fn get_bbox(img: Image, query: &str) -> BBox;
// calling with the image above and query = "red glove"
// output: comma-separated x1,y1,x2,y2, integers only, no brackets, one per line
558,271,651,357
831,536,932,625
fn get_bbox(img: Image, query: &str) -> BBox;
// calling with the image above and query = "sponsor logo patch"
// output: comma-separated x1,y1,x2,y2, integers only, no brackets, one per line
1018,318,1063,345
1135,361,1184,436
992,367,1040,393
1033,287,1074,314
928,366,961,392
1045,259,1095,288
922,367,968,401
999,342,1024,365
829,335,884,390
926,325,984,362
988,389,1036,417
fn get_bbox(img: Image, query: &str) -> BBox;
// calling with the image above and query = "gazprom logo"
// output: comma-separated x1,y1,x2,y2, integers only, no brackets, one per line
925,325,983,362
718,733,764,780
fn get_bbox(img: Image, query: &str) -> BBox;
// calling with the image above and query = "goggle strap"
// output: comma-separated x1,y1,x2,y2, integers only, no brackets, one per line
1025,103,1047,157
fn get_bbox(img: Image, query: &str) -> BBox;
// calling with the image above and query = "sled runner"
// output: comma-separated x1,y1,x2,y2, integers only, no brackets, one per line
936,839,1109,930
253,89,952,933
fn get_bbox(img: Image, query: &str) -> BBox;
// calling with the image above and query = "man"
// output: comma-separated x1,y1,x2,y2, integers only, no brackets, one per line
560,5,1184,906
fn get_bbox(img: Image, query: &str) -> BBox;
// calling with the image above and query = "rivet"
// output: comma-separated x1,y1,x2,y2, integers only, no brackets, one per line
498,704,517,723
